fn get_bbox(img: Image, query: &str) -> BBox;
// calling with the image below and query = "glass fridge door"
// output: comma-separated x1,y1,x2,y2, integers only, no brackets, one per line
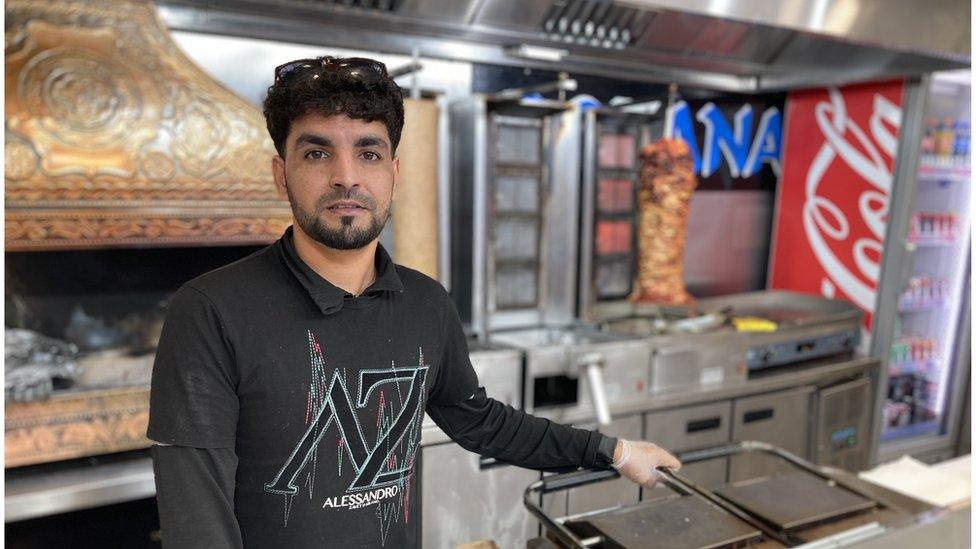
882,71,971,442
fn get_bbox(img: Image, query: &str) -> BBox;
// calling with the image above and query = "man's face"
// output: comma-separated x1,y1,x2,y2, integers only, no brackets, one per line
272,113,399,250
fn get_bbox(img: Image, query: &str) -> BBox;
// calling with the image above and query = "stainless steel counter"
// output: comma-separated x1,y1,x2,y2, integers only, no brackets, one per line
5,452,155,522
423,355,878,444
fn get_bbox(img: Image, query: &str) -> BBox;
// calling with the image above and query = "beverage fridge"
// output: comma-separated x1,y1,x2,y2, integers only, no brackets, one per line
769,72,971,465
873,70,971,462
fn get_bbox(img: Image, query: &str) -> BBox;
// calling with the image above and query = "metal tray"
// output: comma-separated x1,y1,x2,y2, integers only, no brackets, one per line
566,495,762,549
714,471,875,531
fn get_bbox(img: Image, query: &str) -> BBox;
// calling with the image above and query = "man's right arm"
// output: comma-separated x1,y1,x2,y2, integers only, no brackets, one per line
152,445,242,548
147,285,242,547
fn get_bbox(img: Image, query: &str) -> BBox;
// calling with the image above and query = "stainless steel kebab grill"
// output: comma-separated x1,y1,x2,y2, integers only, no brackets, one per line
450,93,654,427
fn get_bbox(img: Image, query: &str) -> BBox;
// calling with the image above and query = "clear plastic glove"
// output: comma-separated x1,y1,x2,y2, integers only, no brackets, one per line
612,439,681,489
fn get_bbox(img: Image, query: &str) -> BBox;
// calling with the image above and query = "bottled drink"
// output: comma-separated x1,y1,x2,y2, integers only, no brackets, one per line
938,117,956,158
921,118,937,157
952,120,964,157
962,121,971,159
953,120,970,162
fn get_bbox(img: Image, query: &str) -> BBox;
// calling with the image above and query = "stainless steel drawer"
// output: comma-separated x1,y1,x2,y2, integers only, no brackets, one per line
644,401,733,452
422,443,538,548
730,386,814,482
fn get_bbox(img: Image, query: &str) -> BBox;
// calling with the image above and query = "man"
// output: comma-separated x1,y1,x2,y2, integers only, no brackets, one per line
149,56,680,548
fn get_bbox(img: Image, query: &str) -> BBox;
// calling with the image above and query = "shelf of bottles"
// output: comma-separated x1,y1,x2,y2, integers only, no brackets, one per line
907,212,960,246
897,276,948,313
883,336,942,440
919,116,970,169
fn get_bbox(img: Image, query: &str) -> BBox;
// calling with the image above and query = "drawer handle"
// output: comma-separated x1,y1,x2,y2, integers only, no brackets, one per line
743,408,775,423
479,457,507,470
686,417,721,433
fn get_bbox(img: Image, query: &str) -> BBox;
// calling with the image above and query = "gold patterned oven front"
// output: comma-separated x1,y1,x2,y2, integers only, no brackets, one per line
5,0,291,250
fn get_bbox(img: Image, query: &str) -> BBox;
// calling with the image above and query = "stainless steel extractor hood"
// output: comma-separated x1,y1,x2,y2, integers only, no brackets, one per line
156,0,969,93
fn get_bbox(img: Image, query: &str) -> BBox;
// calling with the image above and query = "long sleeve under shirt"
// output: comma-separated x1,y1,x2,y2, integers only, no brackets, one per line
147,227,617,549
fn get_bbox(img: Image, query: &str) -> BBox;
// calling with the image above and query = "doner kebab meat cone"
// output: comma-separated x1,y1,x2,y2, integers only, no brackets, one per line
631,138,697,304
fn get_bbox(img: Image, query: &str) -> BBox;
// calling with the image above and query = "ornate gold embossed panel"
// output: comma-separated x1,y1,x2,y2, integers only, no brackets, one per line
5,0,292,250
5,387,151,467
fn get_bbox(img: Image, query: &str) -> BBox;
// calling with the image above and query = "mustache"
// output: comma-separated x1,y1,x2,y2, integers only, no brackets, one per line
315,189,377,211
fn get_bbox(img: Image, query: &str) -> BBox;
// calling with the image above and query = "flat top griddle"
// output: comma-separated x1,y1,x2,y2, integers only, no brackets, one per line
604,290,862,335
714,472,876,531
566,495,762,549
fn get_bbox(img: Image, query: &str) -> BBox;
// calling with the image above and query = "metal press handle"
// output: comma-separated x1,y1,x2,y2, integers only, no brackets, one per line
532,468,621,494
577,352,612,426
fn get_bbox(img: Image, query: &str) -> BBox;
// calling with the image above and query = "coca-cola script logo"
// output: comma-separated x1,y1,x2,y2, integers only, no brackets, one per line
805,88,901,309
770,80,905,335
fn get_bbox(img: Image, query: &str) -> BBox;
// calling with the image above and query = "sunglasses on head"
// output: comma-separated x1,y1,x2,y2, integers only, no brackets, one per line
273,56,389,86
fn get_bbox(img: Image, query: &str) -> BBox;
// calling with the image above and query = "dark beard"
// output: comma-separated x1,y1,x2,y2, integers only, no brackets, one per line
285,182,389,251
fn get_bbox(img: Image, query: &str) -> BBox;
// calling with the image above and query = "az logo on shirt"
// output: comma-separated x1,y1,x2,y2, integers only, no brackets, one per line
265,365,428,496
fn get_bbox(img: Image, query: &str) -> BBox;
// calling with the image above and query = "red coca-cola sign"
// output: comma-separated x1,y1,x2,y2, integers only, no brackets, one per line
769,80,905,337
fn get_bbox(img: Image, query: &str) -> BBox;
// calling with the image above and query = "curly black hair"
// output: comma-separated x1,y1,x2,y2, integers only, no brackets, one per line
262,58,405,158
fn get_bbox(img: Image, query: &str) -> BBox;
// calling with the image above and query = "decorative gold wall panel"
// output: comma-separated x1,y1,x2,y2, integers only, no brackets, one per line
5,387,151,467
5,0,291,250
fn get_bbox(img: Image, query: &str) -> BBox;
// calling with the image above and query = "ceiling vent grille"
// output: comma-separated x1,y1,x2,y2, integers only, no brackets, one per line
541,1,654,50
302,0,401,13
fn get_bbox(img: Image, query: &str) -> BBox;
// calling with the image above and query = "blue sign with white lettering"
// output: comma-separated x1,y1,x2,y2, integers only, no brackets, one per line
667,100,783,182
